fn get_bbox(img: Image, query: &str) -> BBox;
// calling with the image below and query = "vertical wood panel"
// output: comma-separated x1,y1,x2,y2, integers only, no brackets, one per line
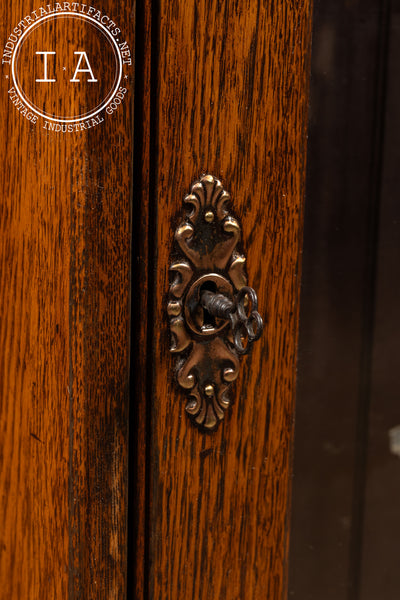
149,1,312,598
0,2,134,598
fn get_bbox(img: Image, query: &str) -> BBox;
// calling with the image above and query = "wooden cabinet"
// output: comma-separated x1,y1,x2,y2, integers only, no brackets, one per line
0,1,312,598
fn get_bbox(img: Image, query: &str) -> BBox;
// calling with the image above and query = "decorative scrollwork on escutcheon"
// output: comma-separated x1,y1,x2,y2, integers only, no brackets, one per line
168,174,263,432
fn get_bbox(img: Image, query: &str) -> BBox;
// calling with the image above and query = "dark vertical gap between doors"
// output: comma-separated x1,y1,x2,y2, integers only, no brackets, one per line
347,2,391,599
128,0,159,598
144,0,161,598
128,0,146,592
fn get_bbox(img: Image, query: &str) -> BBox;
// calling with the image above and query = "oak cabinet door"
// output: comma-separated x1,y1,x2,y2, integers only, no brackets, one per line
0,1,312,599
0,2,134,598
132,2,312,598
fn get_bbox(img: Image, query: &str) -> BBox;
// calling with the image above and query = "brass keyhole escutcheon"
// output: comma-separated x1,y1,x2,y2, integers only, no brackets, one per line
168,174,264,431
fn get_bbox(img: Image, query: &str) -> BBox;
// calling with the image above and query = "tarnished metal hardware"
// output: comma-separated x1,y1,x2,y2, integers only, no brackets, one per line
200,286,263,355
168,174,264,431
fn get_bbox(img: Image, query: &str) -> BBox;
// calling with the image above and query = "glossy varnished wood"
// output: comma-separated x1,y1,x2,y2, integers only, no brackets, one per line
0,2,134,598
149,1,312,598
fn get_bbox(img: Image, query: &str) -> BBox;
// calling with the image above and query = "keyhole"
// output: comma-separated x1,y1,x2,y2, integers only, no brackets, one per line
200,281,217,329
184,273,233,337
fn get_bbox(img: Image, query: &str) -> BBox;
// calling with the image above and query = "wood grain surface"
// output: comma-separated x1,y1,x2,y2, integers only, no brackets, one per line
148,1,312,599
0,2,134,598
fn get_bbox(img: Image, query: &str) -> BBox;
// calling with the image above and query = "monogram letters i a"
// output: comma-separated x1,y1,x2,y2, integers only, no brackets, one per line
35,51,97,82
